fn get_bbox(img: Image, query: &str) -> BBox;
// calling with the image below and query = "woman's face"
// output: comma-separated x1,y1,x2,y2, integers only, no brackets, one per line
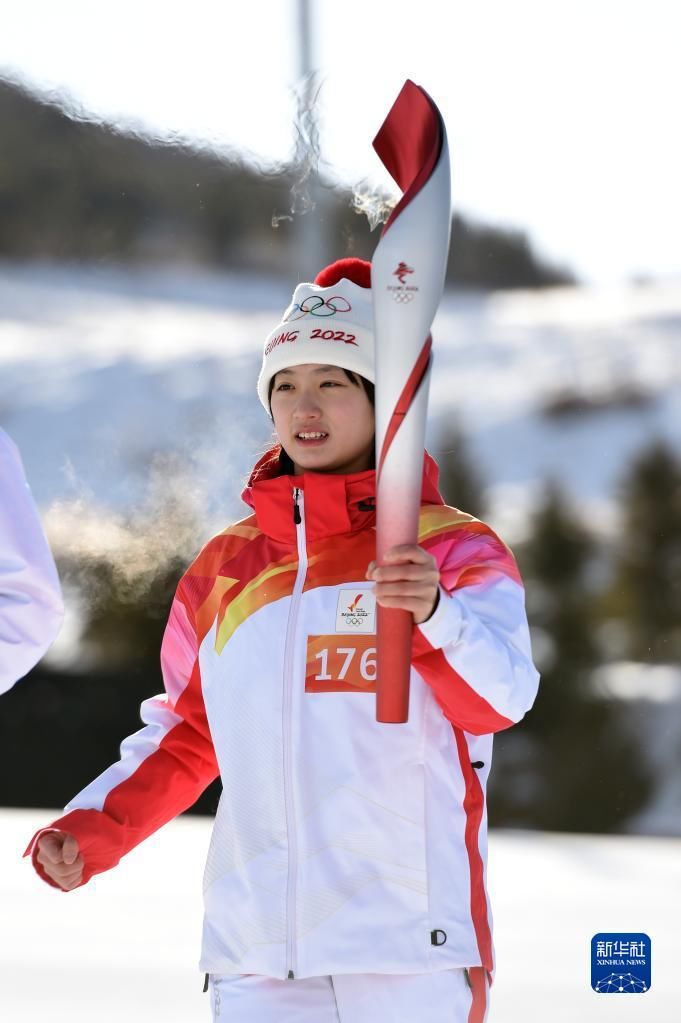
270,363,375,475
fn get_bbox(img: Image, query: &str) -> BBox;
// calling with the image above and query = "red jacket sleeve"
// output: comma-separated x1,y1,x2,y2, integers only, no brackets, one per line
24,579,219,887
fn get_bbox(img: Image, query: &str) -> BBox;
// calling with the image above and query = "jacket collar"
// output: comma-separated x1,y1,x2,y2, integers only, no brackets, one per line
240,445,444,544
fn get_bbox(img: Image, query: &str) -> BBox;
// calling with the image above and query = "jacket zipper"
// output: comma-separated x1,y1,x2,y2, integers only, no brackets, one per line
283,486,306,979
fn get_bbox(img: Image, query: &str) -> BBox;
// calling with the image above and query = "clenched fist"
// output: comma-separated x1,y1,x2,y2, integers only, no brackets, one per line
36,832,84,890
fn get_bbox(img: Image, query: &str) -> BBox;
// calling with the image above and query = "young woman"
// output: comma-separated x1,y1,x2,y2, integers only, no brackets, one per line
26,258,540,1022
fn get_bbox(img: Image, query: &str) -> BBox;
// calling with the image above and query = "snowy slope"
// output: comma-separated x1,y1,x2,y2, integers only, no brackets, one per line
2,260,680,546
1,809,678,1022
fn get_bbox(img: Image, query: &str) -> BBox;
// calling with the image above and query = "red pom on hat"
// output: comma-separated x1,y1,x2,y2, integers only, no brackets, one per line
314,258,371,289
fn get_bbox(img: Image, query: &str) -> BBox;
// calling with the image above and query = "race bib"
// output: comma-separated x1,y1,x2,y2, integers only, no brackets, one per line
305,635,377,693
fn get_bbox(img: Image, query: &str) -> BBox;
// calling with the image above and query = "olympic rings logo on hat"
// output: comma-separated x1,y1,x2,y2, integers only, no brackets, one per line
285,295,353,321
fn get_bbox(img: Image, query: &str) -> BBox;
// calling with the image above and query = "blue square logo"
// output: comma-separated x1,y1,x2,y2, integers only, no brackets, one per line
591,932,651,993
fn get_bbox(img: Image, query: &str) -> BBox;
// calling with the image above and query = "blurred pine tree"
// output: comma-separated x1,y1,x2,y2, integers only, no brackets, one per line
433,417,488,521
608,437,681,663
489,477,652,832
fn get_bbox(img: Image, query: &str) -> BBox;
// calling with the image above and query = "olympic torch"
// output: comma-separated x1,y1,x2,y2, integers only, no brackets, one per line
372,80,451,723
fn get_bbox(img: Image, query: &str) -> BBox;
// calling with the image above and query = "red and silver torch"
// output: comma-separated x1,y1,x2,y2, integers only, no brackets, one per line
372,79,452,723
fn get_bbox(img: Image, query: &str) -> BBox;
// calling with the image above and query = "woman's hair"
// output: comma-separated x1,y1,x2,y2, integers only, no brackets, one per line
265,368,376,475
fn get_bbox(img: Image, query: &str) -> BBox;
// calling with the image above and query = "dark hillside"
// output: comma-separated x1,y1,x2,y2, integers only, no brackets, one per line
0,74,576,287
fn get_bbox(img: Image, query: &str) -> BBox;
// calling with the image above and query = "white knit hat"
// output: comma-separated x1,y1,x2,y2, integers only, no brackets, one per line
257,258,374,412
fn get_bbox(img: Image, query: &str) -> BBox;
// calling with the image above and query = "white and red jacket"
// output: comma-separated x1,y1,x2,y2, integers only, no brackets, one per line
1,427,63,694
27,446,539,984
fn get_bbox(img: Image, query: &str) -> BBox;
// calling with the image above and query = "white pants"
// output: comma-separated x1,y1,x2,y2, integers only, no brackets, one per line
208,967,491,1022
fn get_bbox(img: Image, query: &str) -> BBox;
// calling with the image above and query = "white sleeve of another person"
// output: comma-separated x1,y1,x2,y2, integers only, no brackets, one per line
0,428,64,694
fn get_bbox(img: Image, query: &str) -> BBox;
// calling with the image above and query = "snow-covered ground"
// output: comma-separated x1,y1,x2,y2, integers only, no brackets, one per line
1,809,677,1022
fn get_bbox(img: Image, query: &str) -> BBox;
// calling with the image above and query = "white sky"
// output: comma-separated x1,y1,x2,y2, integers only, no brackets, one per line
1,0,680,285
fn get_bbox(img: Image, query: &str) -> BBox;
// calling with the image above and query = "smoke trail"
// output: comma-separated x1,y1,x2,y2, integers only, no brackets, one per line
43,440,253,610
350,180,398,231
38,400,270,669
272,71,325,228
